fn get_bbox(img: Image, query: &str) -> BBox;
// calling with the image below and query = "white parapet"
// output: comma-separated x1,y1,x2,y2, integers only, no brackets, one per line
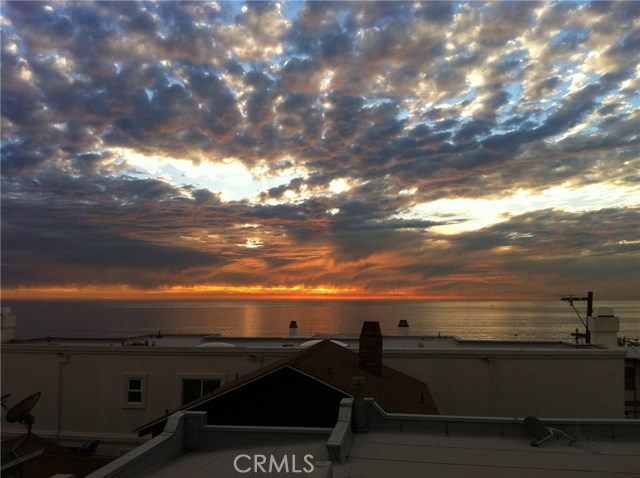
1,307,16,343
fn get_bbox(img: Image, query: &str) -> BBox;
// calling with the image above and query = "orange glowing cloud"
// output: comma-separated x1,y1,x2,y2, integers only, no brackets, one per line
1,284,437,302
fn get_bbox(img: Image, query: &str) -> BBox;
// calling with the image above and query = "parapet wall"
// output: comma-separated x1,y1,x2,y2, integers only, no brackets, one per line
362,399,640,442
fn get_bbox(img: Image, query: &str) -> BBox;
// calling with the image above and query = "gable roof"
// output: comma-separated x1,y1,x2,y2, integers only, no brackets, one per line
283,339,439,414
135,339,438,435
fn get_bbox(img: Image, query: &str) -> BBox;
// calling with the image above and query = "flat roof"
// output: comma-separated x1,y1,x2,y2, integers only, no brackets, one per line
331,431,640,478
133,430,640,478
139,439,330,478
6,333,606,351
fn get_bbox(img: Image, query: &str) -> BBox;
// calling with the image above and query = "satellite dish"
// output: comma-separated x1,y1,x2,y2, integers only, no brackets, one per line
5,392,41,424
2,392,41,459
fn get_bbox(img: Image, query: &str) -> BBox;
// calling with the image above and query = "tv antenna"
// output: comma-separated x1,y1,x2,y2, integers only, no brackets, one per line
1,392,41,459
560,291,593,344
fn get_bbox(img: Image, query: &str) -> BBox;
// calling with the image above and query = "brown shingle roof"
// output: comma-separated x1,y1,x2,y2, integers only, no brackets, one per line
285,339,438,415
135,339,438,435
188,339,438,414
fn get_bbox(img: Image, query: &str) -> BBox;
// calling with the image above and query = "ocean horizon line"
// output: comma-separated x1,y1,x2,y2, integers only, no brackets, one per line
4,296,639,304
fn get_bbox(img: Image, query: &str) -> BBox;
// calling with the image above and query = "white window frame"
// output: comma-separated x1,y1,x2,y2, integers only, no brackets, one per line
122,373,147,409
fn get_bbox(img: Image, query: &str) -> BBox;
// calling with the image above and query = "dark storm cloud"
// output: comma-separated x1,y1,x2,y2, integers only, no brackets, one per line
1,199,227,288
450,208,640,255
1,1,638,297
392,207,640,298
330,228,427,263
1,142,49,176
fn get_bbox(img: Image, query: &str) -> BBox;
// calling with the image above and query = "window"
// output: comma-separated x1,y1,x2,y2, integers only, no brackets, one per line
127,378,143,403
182,378,221,405
122,374,147,409
625,365,636,391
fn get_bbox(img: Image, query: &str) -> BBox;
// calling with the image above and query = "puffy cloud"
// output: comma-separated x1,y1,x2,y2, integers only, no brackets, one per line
1,1,638,299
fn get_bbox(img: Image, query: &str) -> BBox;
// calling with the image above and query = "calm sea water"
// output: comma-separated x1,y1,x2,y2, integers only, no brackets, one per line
4,300,640,342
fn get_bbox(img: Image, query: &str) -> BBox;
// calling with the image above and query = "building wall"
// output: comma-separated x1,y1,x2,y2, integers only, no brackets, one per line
1,346,290,455
1,344,626,455
384,349,626,418
625,358,640,419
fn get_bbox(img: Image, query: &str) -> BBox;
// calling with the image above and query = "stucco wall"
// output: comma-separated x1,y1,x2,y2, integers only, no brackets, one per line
1,345,289,455
384,349,626,418
1,344,626,455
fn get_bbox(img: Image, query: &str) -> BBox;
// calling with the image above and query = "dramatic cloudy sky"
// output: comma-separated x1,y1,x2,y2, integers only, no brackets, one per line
1,1,639,300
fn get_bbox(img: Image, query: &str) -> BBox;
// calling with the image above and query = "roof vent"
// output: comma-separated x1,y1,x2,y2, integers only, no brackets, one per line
397,319,409,335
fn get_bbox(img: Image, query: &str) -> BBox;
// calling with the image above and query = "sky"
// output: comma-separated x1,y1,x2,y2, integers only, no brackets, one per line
1,1,639,301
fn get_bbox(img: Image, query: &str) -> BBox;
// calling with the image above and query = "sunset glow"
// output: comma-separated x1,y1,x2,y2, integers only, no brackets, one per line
1,284,421,302
1,1,638,301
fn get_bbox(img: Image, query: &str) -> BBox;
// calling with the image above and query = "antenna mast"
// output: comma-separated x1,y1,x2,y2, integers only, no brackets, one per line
561,291,593,344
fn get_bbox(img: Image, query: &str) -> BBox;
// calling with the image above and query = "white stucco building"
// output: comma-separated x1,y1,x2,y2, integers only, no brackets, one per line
2,309,632,457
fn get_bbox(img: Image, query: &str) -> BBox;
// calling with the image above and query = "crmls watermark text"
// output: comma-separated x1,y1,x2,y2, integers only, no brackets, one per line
233,454,314,474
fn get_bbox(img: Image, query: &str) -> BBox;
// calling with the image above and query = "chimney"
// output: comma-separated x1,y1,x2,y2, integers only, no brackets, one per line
359,321,382,375
591,308,620,348
397,319,409,335
289,321,298,337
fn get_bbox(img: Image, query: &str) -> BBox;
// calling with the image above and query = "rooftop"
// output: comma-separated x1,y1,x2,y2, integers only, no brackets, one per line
333,431,640,478
135,339,439,436
2,434,112,478
6,333,607,351
216,339,437,410
140,439,330,478
132,432,640,478
87,407,640,478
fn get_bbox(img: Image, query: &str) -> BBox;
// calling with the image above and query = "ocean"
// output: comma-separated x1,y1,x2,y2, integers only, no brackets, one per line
4,299,640,342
